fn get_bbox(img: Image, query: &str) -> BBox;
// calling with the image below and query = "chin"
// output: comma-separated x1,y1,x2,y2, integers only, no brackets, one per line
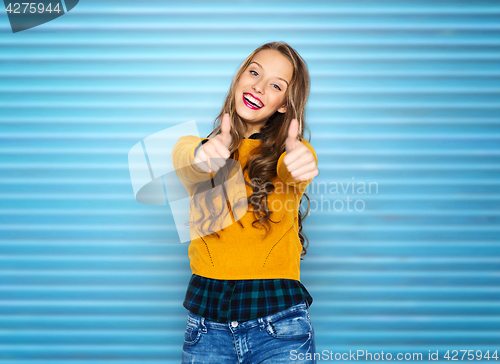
236,106,257,121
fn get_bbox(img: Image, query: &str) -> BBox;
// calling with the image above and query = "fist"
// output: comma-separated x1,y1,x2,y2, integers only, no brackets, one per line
283,119,319,182
193,113,232,174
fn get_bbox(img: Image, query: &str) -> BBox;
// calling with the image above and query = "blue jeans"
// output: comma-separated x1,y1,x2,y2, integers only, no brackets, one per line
181,300,316,364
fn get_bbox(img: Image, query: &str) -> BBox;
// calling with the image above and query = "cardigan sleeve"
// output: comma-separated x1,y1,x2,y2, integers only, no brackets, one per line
276,139,318,194
171,135,213,187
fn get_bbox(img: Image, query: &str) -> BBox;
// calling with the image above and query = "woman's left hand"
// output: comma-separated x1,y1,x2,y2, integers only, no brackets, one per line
283,119,319,182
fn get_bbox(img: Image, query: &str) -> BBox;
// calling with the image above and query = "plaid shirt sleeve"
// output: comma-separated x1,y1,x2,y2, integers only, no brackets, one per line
183,274,313,323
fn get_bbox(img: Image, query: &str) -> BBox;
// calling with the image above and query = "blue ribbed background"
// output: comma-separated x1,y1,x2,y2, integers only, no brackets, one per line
1,0,500,362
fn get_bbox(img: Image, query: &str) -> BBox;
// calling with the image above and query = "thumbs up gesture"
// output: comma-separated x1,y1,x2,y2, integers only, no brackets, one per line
283,119,319,182
193,113,232,174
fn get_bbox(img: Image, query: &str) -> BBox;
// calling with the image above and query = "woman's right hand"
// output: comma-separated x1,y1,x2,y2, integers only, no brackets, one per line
193,113,232,174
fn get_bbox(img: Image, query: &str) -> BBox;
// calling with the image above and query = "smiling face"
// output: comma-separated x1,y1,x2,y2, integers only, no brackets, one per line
235,49,293,133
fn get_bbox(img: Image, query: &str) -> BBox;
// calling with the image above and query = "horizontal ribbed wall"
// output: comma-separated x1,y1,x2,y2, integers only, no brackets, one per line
1,0,499,362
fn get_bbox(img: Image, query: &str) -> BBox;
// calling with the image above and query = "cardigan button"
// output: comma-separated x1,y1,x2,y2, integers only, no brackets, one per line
231,321,238,328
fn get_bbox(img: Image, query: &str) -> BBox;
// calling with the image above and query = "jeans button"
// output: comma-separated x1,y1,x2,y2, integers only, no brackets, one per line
231,321,238,328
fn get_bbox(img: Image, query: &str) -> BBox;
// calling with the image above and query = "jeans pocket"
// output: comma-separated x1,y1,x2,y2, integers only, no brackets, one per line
184,320,203,346
265,308,313,340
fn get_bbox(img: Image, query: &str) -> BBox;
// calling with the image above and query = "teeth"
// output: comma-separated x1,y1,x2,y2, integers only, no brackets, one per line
244,94,263,108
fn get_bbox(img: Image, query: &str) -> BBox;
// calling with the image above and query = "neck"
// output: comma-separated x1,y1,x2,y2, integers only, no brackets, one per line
243,130,260,139
242,118,268,139
243,125,265,139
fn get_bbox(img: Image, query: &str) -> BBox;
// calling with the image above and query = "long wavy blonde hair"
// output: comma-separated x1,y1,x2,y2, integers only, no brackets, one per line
188,41,313,259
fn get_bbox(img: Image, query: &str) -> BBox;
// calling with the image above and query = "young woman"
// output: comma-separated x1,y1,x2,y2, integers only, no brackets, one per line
172,41,319,363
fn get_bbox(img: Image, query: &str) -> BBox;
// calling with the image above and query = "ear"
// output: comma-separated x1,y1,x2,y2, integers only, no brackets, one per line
277,104,287,113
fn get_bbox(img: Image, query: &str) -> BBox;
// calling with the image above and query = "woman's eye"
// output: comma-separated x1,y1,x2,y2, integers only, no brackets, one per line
273,84,282,91
250,70,258,76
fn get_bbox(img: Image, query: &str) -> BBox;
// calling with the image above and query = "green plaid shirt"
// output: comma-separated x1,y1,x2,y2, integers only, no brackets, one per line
183,274,313,323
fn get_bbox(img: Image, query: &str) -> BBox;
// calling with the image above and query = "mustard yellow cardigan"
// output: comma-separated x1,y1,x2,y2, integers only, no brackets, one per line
172,135,317,281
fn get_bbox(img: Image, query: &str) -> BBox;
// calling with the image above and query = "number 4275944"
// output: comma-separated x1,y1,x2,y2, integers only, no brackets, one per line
444,350,498,361
5,3,62,13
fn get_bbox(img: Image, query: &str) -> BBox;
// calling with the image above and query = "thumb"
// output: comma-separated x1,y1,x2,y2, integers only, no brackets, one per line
220,113,232,148
286,119,299,153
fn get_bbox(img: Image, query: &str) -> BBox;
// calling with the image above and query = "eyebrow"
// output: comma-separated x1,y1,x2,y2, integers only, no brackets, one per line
250,61,289,87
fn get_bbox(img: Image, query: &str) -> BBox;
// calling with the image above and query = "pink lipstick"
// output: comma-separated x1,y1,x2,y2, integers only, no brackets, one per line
242,92,264,110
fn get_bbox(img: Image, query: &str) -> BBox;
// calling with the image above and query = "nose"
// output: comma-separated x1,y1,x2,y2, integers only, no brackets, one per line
252,80,264,95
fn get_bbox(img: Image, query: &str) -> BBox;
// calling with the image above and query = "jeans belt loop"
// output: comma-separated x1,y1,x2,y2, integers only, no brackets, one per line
200,316,207,333
257,317,266,331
